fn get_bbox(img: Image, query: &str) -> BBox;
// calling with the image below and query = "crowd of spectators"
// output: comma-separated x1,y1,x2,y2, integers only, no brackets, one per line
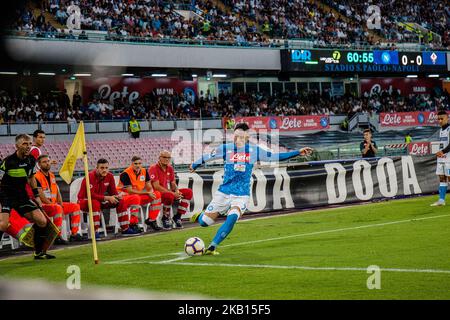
11,0,449,48
323,0,449,48
1,86,448,125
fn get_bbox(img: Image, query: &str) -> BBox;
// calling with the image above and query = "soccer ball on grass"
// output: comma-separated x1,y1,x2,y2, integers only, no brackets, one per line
184,237,205,256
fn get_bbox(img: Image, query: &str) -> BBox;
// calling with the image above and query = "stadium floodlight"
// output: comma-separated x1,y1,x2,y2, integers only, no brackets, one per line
121,73,134,77
0,71,18,75
38,72,56,76
427,74,439,78
151,73,167,77
192,74,198,78
406,75,418,78
212,74,227,78
74,73,92,77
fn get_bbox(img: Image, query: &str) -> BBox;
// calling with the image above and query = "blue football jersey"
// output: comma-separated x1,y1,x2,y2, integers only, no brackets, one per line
192,143,300,196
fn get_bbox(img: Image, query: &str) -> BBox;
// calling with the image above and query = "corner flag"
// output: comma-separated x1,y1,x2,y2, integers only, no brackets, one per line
58,121,100,264
59,121,86,184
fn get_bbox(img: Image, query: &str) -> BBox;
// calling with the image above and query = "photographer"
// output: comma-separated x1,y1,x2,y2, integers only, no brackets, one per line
360,129,378,158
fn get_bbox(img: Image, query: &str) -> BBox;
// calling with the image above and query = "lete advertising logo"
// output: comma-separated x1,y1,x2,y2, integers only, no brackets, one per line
408,142,430,155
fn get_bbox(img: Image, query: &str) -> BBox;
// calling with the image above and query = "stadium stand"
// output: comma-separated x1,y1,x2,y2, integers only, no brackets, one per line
9,0,449,49
1,87,449,123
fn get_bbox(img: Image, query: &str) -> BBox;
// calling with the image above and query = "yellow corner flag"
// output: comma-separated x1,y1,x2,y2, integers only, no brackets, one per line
59,121,86,184
59,121,100,264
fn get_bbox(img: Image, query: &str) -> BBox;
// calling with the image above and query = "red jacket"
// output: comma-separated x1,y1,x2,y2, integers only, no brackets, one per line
77,170,118,202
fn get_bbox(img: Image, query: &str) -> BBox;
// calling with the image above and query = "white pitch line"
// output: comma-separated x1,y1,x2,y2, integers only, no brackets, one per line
106,213,450,265
106,260,450,275
108,252,181,264
221,213,450,249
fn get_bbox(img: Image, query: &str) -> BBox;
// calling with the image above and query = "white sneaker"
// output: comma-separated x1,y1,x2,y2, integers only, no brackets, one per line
430,200,446,206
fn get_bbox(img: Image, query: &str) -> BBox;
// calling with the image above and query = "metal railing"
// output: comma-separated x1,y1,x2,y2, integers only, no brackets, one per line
5,30,446,51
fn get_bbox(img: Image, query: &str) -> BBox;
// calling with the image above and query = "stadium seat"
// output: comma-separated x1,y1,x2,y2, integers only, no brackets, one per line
80,211,108,239
0,232,20,250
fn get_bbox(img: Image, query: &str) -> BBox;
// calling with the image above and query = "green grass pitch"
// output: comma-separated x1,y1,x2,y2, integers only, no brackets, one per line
1,195,449,299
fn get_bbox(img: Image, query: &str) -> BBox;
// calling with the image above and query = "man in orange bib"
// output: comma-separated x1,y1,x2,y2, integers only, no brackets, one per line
35,155,83,243
117,156,162,231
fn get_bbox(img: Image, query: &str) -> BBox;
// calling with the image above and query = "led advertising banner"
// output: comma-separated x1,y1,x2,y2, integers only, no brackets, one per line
281,49,448,73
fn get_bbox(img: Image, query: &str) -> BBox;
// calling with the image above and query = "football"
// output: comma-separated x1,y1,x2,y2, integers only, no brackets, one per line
184,237,205,256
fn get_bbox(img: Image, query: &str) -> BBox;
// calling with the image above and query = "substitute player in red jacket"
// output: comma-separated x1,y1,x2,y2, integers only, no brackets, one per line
148,150,192,230
77,158,141,237
117,156,162,231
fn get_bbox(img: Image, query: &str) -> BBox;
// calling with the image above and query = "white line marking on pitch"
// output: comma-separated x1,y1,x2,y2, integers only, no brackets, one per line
221,213,450,249
106,260,450,275
106,213,450,265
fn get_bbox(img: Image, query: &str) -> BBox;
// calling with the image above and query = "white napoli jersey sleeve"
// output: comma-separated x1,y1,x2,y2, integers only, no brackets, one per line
438,126,450,163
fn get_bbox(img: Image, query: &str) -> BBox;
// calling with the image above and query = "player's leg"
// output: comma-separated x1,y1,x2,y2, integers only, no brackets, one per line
6,210,33,246
122,194,143,233
204,195,248,255
62,202,83,241
191,190,228,226
0,212,9,239
160,192,175,230
173,188,193,228
431,162,447,206
78,199,102,238
0,201,11,239
24,206,56,259
116,196,141,235
144,191,163,231
42,204,67,245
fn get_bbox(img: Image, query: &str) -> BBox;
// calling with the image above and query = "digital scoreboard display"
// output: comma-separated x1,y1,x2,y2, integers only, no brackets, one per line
281,49,448,73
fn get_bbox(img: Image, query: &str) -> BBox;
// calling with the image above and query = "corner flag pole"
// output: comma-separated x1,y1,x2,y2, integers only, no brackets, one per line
59,121,99,264
83,151,99,264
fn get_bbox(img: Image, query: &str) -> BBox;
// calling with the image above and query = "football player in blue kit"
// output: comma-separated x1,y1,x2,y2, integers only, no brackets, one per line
431,110,450,206
189,122,313,255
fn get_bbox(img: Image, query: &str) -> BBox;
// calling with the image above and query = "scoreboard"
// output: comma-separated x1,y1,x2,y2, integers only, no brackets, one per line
281,49,448,73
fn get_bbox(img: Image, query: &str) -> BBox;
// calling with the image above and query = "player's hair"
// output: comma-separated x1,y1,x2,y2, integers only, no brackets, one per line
37,154,49,162
33,129,45,138
131,156,141,162
363,129,372,134
234,122,250,131
437,110,448,116
97,158,109,165
15,134,32,145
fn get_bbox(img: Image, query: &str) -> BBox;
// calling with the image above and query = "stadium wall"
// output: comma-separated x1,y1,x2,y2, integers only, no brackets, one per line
4,38,281,70
63,155,436,218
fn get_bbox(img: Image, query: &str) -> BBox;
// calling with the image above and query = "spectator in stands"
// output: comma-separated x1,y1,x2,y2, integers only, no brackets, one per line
360,129,378,158
148,150,193,230
72,91,82,109
117,156,163,231
35,155,83,243
78,30,88,40
77,158,142,237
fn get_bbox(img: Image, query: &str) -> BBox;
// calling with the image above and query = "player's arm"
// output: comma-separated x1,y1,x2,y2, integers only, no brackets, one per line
56,186,64,207
257,146,313,162
370,141,378,153
151,179,172,194
106,175,120,203
190,145,225,171
28,175,43,207
437,141,450,157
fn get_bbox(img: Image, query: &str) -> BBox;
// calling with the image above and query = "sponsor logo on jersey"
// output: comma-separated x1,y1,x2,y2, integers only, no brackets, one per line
230,153,250,162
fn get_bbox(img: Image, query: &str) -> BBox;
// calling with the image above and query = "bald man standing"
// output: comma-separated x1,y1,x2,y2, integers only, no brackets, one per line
148,150,192,230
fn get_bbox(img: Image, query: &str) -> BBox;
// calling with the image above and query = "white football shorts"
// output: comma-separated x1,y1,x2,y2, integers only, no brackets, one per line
204,190,249,216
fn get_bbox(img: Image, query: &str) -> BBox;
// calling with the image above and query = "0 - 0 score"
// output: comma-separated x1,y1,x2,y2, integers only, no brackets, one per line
401,54,422,66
